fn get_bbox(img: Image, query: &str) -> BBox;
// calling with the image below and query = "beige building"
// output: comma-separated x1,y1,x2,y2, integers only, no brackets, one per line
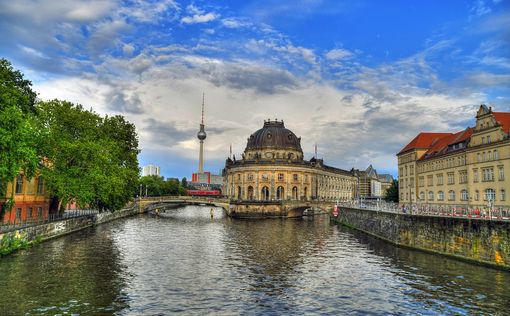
224,120,358,201
398,105,510,208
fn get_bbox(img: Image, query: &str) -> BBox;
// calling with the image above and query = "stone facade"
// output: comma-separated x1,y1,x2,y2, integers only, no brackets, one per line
398,105,510,208
224,120,358,202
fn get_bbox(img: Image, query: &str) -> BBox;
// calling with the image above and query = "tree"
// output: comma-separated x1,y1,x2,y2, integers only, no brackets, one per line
36,100,139,213
0,59,39,218
384,179,399,203
181,177,188,188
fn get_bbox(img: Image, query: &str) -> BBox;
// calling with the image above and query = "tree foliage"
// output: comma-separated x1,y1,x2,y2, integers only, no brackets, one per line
384,179,399,203
138,176,187,197
36,100,140,212
0,59,39,208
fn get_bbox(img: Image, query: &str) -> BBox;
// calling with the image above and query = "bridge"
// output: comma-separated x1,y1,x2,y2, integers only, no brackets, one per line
137,196,337,218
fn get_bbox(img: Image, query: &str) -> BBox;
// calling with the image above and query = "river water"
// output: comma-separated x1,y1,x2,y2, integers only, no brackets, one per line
0,205,509,315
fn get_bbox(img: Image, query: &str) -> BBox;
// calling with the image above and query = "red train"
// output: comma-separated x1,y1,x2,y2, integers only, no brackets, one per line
187,190,223,197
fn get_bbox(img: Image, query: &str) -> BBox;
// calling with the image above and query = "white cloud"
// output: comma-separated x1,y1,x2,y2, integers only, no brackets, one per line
181,12,219,24
325,48,354,60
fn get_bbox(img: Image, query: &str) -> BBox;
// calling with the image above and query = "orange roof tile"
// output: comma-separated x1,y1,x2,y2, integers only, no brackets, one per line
398,132,452,155
418,128,473,160
493,112,510,134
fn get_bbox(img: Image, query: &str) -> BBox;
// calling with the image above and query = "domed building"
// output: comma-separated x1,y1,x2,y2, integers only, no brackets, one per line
224,120,358,203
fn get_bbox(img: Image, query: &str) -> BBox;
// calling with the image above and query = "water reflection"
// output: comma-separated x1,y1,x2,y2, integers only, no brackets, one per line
0,206,508,315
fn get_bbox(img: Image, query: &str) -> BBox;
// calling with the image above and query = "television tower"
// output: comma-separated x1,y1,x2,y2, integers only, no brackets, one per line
197,93,207,173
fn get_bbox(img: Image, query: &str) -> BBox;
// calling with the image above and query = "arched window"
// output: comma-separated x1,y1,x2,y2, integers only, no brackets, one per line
247,186,254,200
277,186,285,200
448,190,455,201
292,186,298,200
261,186,269,201
428,191,434,201
237,186,242,200
438,191,444,201
461,189,468,201
303,187,308,200
485,188,496,202
419,191,425,200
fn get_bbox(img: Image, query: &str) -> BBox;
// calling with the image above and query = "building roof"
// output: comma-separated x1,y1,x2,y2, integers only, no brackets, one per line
398,132,452,155
245,120,303,153
494,112,510,134
378,174,394,183
418,128,473,160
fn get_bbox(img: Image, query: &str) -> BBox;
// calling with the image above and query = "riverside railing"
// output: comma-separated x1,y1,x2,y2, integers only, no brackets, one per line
0,209,99,234
337,201,510,221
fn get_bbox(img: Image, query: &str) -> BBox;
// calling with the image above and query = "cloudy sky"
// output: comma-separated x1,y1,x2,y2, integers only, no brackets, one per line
1,0,509,179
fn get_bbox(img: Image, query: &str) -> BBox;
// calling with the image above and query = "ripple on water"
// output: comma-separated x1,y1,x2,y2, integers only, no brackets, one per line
0,208,509,315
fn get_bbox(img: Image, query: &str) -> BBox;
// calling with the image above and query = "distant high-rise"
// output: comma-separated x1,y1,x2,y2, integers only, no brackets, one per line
142,164,161,177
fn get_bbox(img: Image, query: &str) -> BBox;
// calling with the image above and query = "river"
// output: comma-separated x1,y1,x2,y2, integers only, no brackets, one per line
0,205,509,315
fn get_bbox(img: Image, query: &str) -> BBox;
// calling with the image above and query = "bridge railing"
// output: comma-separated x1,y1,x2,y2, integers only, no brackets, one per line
338,201,510,221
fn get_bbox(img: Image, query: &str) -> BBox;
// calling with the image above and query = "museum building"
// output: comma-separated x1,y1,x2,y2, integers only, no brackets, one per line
224,120,358,201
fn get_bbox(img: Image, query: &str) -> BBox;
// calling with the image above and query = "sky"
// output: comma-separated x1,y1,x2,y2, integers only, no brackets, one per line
1,0,509,179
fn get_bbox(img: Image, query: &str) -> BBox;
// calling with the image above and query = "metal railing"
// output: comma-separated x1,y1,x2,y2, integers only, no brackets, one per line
0,209,99,233
338,200,510,221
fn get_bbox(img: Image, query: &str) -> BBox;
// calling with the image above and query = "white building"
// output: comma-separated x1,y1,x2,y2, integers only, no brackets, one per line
142,164,161,177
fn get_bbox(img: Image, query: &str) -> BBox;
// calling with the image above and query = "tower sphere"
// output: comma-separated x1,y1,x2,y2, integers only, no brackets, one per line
197,129,207,140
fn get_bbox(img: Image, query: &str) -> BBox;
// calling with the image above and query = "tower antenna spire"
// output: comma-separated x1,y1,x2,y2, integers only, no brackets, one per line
201,92,205,125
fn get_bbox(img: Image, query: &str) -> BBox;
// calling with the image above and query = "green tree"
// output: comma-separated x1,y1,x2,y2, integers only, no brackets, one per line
0,59,39,218
384,179,399,203
36,100,139,213
181,177,188,188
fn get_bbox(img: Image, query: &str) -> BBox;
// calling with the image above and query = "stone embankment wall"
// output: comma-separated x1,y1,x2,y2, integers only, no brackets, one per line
0,204,144,256
332,207,510,270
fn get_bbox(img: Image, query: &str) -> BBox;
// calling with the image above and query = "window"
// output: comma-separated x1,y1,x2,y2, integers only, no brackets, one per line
494,150,499,160
501,190,506,201
447,172,454,185
37,176,44,194
15,174,23,194
428,191,434,201
448,190,456,201
278,173,284,181
488,151,492,160
419,191,425,200
459,171,467,184
16,208,22,219
37,207,43,218
475,190,480,201
419,176,424,187
487,135,491,144
485,189,496,202
499,166,505,181
293,174,298,181
247,174,254,181
482,136,485,144
438,191,444,201
482,168,494,182
436,174,443,185
237,174,241,181
27,207,33,218
461,190,468,201
473,169,479,182
477,153,481,162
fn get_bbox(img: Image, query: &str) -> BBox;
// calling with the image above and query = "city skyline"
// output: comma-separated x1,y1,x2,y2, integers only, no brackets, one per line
1,1,509,179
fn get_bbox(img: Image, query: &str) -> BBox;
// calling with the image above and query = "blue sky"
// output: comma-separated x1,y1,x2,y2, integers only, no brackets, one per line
1,0,509,179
